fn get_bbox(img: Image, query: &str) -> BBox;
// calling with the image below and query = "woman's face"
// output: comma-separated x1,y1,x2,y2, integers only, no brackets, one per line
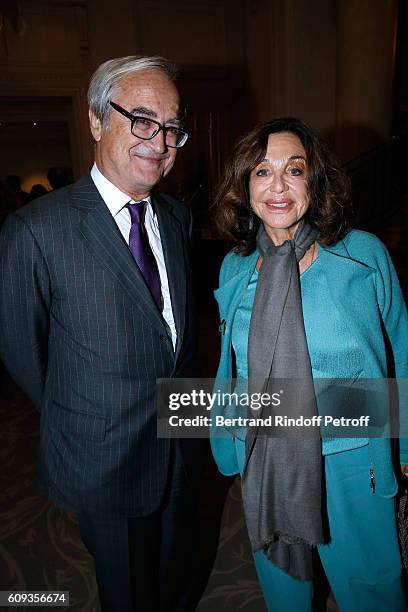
249,131,309,244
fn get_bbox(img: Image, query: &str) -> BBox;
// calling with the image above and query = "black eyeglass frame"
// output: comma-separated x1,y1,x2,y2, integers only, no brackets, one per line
109,101,189,148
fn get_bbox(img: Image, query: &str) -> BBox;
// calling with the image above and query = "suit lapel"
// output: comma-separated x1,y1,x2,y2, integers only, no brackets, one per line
72,175,168,336
153,192,186,360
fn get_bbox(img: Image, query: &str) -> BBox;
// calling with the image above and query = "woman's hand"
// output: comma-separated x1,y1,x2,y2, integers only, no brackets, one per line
401,464,408,478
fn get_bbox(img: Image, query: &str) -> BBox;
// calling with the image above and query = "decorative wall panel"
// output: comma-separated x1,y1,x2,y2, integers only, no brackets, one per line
136,0,227,69
0,4,82,74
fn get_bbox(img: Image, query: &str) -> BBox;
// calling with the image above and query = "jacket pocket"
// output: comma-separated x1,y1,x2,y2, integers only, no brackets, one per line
50,400,107,442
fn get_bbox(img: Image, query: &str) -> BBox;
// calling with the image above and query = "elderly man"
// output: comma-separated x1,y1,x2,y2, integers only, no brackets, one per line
0,56,204,612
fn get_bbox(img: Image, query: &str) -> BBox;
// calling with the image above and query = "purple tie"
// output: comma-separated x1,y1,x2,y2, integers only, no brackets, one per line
126,201,163,310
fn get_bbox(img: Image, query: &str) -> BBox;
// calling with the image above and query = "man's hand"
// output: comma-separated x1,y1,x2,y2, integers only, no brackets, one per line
401,464,408,478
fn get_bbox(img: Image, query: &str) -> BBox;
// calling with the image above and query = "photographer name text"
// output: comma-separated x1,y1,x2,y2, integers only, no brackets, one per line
167,415,371,428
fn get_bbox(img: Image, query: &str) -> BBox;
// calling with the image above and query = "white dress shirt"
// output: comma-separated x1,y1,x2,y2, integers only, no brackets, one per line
90,163,177,349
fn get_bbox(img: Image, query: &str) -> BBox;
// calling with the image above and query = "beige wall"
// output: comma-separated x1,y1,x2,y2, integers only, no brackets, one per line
0,0,92,177
0,0,400,184
336,0,399,161
88,0,139,70
245,0,337,138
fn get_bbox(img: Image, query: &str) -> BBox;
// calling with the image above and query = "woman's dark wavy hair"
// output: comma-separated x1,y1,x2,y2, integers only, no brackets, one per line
212,117,353,255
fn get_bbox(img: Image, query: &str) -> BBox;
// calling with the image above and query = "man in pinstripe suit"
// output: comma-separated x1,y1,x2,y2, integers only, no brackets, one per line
0,56,205,611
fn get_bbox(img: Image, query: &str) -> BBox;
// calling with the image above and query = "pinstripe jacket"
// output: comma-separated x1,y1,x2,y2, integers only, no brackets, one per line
0,174,202,515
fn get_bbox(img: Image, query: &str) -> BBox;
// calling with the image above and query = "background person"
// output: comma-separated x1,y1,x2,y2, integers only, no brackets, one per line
210,117,408,611
28,183,48,201
0,179,19,227
4,174,30,205
47,166,72,190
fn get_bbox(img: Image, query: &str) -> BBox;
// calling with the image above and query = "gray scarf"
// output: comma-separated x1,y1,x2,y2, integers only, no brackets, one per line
242,220,324,581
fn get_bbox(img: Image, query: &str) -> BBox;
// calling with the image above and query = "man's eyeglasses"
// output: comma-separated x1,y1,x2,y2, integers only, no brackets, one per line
109,101,189,148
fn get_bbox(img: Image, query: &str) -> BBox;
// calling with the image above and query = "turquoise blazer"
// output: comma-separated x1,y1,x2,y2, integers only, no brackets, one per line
211,230,408,497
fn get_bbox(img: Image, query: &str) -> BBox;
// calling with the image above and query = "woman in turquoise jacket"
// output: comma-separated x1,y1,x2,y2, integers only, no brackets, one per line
210,118,408,611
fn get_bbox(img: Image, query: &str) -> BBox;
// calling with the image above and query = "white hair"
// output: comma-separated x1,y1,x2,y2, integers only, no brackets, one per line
87,55,178,127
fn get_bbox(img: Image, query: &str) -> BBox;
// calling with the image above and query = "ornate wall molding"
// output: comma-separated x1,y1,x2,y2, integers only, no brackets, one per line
0,2,86,70
136,0,228,72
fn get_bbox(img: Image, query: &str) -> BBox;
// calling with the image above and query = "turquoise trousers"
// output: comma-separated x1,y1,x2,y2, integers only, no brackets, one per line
235,440,406,612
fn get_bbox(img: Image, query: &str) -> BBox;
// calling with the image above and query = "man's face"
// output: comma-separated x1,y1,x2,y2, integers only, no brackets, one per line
89,69,180,200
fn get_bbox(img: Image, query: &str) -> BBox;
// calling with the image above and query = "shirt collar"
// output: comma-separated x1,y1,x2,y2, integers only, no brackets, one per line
90,163,152,217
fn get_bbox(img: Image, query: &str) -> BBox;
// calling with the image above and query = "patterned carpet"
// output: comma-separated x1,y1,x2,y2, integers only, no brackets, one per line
0,383,99,612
